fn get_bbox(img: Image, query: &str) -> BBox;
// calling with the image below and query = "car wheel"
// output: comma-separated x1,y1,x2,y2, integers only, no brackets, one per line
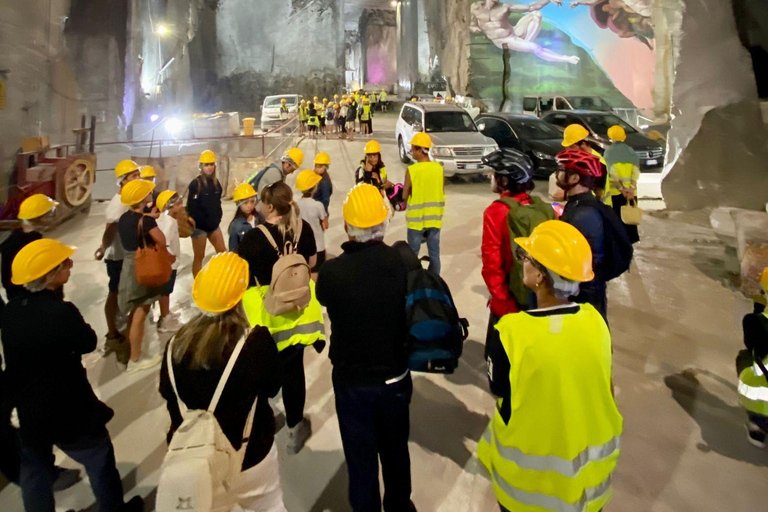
398,137,410,164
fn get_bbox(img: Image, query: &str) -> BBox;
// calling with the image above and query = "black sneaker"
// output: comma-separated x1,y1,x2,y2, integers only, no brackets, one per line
122,496,144,512
746,421,767,448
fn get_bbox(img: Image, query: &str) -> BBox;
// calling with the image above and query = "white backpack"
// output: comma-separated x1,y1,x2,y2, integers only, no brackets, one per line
257,224,311,316
156,336,254,512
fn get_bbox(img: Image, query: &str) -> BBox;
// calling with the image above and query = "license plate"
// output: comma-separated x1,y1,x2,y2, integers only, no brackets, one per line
459,163,482,170
646,159,658,166
268,114,279,119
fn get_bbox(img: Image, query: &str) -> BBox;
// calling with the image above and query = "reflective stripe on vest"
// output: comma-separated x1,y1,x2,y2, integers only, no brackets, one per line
477,304,622,512
406,161,445,230
242,282,325,352
739,356,768,415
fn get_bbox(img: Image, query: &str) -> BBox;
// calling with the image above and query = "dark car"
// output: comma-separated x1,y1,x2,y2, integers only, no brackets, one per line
475,114,562,179
542,110,665,171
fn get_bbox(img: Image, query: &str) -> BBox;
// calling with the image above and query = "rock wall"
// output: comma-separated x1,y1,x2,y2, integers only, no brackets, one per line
362,10,397,87
422,0,470,95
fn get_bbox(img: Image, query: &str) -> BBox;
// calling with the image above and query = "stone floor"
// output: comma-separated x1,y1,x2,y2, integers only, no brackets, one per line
0,113,766,511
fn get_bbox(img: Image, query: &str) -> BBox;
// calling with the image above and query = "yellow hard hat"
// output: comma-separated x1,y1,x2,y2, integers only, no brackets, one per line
115,160,140,179
283,148,305,168
607,125,627,142
18,194,59,220
314,152,331,166
199,150,217,164
334,104,340,109
343,183,389,229
323,98,328,103
761,267,768,293
313,96,319,101
334,94,339,99
365,140,382,154
120,179,156,206
233,183,257,202
411,132,433,149
343,94,348,99
562,124,590,147
11,239,77,285
514,220,594,282
295,170,323,192
193,252,250,314
300,99,306,105
139,165,157,179
281,98,287,103
156,190,178,211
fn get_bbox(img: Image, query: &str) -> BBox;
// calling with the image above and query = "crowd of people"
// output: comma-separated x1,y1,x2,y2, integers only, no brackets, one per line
298,89,387,140
0,111,764,512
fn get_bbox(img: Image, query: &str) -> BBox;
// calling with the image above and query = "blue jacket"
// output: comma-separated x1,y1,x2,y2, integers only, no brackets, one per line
561,192,606,312
228,216,255,253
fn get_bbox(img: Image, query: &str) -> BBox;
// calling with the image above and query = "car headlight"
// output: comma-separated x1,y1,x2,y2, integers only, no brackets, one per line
533,150,554,160
431,146,452,157
484,146,497,155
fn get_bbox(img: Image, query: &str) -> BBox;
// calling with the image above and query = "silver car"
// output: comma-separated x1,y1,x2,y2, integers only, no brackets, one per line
395,102,498,177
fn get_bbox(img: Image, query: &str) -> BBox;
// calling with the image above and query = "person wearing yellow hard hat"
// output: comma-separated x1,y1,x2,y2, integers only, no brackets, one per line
316,183,416,512
737,266,768,448
313,152,333,213
187,150,226,278
139,165,162,215
95,159,142,347
228,183,259,253
359,97,374,136
158,252,288,511
403,132,445,275
298,99,308,136
118,179,170,373
306,101,320,138
295,170,328,275
355,140,394,193
154,190,185,334
318,98,327,136
480,220,622,512
380,88,388,112
245,147,304,198
561,123,611,205
604,124,640,244
238,181,323,455
2,238,145,512
0,194,59,302
346,95,358,140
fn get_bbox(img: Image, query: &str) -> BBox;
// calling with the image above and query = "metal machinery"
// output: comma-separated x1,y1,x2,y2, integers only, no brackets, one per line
0,115,96,228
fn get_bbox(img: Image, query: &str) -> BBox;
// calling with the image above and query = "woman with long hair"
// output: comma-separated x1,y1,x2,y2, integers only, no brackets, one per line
228,183,260,252
355,140,393,192
238,181,324,455
187,150,226,277
159,252,287,511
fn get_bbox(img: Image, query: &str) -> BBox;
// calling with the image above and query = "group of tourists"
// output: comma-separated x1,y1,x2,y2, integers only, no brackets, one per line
298,89,386,140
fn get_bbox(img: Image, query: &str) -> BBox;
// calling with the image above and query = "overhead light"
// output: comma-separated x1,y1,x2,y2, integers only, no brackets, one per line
165,117,183,137
391,1,398,6
150,114,160,123
156,24,169,36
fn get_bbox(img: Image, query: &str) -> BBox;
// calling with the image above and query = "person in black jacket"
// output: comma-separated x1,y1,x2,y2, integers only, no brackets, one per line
555,149,609,320
187,150,226,277
159,252,287,511
317,184,417,512
1,239,142,512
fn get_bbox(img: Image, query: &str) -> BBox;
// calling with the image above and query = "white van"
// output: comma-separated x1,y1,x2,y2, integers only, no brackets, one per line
523,95,613,118
261,94,302,131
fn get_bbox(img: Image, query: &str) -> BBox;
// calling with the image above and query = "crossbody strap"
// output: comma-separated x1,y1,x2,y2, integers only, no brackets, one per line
166,337,191,417
257,224,281,255
208,335,249,413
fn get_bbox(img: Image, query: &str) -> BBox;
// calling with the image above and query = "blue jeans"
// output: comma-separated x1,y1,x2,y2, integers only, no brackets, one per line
19,428,124,512
407,228,441,276
334,375,416,512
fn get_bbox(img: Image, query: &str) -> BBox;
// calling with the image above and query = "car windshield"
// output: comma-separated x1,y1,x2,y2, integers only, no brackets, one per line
425,112,477,133
565,96,613,111
508,119,562,140
583,114,637,137
265,97,297,107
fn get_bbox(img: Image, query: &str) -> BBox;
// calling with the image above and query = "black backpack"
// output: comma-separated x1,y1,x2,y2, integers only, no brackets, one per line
394,242,469,374
567,196,633,281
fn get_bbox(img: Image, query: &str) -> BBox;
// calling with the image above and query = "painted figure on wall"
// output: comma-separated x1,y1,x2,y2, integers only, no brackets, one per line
570,0,654,48
470,0,581,65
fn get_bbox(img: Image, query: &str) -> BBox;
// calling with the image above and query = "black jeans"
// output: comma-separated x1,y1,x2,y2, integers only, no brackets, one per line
0,414,20,483
334,374,415,512
280,345,306,428
18,428,124,512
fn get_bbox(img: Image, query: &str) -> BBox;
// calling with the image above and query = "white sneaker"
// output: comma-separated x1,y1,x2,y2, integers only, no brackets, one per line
157,313,183,333
126,354,163,374
287,418,312,454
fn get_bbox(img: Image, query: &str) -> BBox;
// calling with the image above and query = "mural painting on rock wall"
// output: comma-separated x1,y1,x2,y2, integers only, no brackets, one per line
468,0,655,112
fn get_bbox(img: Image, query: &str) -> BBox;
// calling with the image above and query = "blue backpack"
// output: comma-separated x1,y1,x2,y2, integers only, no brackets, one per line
394,242,469,374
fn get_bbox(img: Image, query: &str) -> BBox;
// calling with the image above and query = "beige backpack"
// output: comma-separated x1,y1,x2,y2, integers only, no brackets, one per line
257,224,311,316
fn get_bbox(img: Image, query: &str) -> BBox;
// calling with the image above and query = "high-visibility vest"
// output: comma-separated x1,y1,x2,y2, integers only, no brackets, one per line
609,163,638,196
739,329,768,416
360,105,372,121
591,148,612,207
242,281,326,352
299,106,308,122
406,161,445,231
477,304,623,512
380,92,388,101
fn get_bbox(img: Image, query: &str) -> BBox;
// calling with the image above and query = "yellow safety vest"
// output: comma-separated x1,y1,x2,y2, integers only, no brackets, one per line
609,163,638,196
739,314,768,416
381,92,388,101
361,105,372,121
299,106,308,122
406,161,445,231
591,149,612,207
242,281,326,352
477,304,623,512
319,106,326,119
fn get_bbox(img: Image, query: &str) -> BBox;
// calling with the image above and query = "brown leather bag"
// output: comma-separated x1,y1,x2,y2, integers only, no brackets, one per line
134,216,173,288
175,210,196,238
